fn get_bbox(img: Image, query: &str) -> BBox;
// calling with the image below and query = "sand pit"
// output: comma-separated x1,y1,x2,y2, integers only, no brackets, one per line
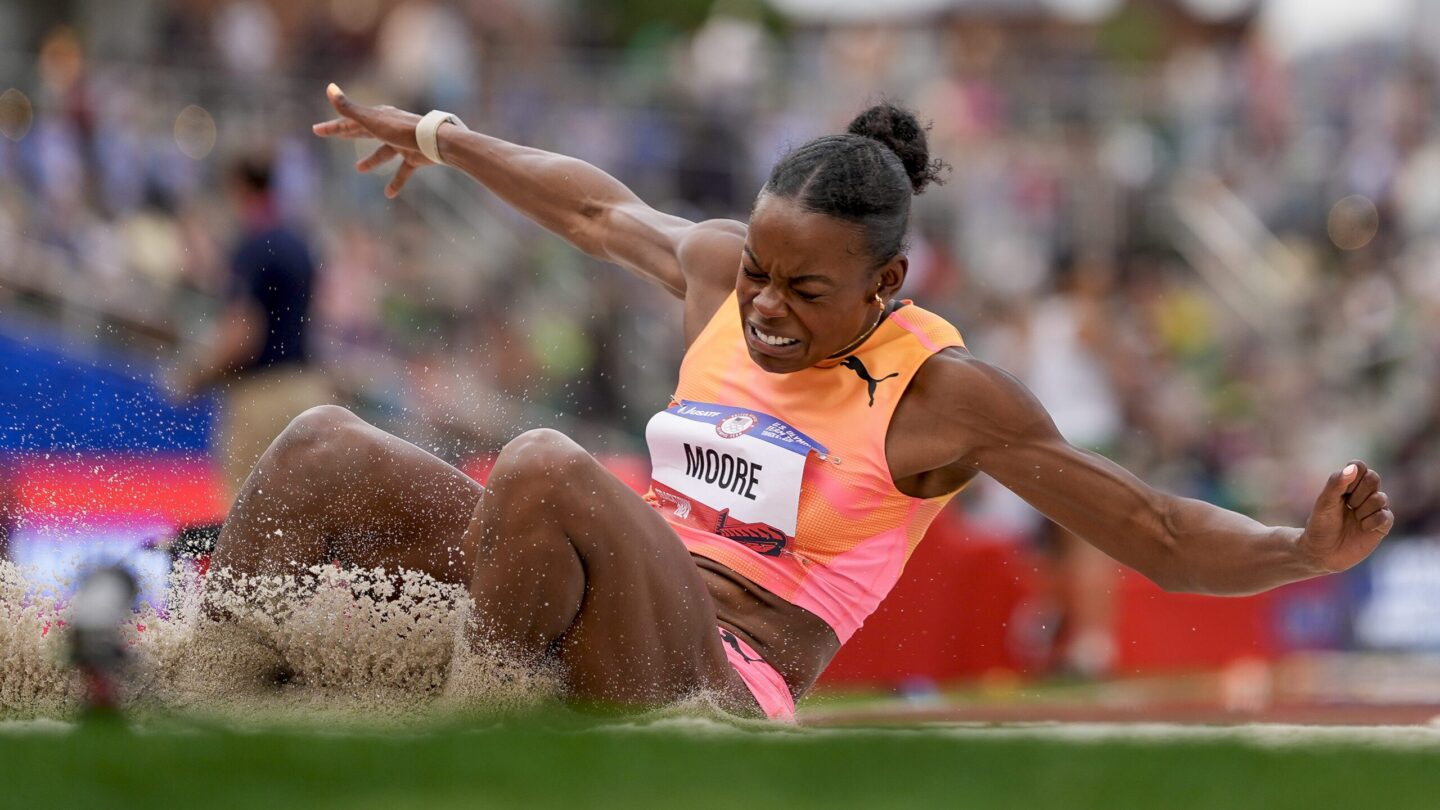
0,559,560,725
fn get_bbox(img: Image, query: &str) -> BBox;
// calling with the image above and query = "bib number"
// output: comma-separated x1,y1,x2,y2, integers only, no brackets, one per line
646,401,826,556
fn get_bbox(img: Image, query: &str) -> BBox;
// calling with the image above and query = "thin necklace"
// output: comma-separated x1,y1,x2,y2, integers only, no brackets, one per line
826,301,889,360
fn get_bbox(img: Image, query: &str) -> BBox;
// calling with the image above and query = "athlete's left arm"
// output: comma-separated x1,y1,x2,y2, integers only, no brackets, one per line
927,353,1394,595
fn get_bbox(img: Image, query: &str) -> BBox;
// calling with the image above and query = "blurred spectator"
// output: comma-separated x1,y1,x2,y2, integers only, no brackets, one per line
376,0,478,111
213,0,281,78
1026,256,1127,677
170,151,330,504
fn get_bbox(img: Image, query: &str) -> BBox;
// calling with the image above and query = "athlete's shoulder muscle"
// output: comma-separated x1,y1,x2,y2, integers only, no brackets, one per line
895,347,1063,476
677,219,745,346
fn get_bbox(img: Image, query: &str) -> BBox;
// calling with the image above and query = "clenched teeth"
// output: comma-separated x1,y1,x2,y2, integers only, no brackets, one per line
751,324,798,346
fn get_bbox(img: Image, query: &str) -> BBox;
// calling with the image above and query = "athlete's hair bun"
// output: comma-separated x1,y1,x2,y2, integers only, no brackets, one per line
846,102,947,195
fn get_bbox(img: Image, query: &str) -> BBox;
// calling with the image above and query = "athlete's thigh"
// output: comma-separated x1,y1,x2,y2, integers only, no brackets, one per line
218,411,484,585
314,418,486,582
548,461,745,708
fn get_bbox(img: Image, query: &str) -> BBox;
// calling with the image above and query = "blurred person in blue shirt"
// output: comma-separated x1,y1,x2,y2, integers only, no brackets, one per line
170,150,331,506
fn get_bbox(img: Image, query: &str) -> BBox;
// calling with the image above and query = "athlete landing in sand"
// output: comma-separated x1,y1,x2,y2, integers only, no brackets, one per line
209,83,1395,720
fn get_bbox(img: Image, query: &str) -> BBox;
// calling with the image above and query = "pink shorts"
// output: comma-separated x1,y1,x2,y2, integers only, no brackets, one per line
718,627,796,723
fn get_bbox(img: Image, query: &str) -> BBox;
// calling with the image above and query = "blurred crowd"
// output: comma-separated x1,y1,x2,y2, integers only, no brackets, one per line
1,0,1438,539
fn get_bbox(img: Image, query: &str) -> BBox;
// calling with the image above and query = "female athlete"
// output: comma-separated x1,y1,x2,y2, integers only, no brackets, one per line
210,84,1395,721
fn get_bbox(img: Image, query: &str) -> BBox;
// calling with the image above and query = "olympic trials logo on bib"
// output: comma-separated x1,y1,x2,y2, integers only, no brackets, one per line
715,413,759,439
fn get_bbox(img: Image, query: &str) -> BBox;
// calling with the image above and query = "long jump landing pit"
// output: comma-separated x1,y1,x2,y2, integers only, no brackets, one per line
0,560,562,725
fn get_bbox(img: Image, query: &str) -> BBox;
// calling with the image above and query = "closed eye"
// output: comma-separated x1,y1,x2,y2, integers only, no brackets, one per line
743,260,823,301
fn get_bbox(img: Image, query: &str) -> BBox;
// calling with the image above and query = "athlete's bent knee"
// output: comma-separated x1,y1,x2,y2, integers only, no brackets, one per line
268,405,373,480
286,404,364,438
497,428,593,481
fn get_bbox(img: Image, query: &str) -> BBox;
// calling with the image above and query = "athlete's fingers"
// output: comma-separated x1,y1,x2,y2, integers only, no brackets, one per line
1353,491,1390,522
1360,508,1394,535
327,82,359,119
356,144,398,173
326,83,393,142
1344,468,1381,511
385,161,417,198
1316,462,1362,511
1341,461,1369,496
312,118,368,138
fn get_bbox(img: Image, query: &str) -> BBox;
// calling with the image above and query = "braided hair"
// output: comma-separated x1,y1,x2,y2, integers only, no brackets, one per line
762,103,947,266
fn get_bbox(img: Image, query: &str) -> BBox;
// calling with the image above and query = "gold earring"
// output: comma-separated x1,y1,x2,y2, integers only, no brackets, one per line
874,292,884,306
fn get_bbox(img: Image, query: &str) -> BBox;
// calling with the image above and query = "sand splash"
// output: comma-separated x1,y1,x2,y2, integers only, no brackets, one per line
0,559,558,725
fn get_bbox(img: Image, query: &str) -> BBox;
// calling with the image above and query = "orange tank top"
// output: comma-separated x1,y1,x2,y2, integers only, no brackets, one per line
643,292,967,642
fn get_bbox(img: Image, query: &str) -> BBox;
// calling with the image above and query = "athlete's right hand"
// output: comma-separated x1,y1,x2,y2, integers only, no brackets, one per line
1298,460,1394,574
312,83,435,198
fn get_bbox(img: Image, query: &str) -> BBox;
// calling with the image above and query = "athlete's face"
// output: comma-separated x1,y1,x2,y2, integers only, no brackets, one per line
738,194,906,374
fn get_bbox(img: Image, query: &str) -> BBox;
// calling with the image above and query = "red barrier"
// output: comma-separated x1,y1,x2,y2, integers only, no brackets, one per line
822,524,1295,687
1111,572,1277,673
7,454,226,527
820,511,1040,687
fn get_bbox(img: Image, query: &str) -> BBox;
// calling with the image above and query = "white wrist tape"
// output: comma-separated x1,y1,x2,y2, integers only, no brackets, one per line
416,110,465,165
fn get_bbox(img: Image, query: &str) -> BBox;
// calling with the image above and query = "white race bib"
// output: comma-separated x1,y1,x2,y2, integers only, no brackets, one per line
645,400,827,557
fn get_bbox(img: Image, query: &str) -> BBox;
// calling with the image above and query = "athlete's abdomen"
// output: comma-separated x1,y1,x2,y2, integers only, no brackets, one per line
689,554,840,699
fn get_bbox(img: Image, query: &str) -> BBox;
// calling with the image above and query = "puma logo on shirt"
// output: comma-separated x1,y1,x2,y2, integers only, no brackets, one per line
841,356,899,406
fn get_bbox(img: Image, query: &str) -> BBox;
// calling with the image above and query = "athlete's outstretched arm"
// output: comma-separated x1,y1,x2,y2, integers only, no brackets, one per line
312,84,740,299
931,354,1394,595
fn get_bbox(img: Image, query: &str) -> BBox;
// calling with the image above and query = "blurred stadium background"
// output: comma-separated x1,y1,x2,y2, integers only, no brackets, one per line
2,0,1440,725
